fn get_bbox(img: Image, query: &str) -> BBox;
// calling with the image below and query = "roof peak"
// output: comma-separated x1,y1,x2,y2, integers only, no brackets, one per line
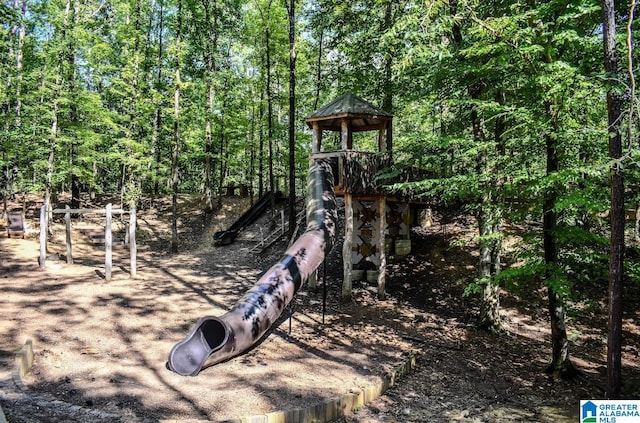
306,93,392,120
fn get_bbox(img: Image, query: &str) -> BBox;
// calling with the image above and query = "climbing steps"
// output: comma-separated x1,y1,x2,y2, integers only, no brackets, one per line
214,191,282,245
250,208,306,254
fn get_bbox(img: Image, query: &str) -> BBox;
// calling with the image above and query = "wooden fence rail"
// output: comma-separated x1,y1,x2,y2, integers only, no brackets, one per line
39,203,137,280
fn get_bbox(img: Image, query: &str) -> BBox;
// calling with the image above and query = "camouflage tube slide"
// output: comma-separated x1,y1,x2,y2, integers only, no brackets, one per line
167,159,337,376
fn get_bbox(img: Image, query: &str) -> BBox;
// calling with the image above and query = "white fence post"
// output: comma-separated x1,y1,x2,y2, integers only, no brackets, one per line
39,204,47,269
129,206,137,279
65,205,73,264
105,203,112,280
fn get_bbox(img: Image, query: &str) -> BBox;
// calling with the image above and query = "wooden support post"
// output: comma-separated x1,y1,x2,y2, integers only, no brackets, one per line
386,119,393,153
65,205,73,264
342,192,353,302
308,269,318,291
341,118,352,150
39,204,47,269
378,127,386,152
377,196,387,300
129,206,137,279
312,122,322,154
105,203,112,281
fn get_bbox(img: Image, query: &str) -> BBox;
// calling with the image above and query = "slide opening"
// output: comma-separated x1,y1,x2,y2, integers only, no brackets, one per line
201,318,228,351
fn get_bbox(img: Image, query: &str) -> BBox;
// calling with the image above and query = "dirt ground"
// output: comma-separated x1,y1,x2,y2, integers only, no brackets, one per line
0,193,638,422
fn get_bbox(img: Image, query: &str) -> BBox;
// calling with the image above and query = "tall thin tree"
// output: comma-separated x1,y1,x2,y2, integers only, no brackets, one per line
151,0,165,196
264,0,275,204
286,0,296,236
171,0,183,252
543,99,575,379
203,0,219,213
45,0,74,214
602,0,625,399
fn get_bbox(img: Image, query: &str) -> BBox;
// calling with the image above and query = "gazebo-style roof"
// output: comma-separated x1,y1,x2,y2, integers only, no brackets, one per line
305,93,393,153
305,93,392,132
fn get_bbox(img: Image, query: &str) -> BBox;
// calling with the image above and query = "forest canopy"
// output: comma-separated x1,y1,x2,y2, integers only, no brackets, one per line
0,0,637,206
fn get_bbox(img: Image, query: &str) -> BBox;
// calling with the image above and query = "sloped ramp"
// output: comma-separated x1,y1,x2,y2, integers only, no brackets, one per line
213,190,282,245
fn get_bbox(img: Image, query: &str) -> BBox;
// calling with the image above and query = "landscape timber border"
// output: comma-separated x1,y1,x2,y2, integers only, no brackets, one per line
38,203,137,281
2,339,417,423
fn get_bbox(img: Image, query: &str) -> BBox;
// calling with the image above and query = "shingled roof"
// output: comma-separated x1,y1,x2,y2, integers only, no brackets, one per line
305,93,392,132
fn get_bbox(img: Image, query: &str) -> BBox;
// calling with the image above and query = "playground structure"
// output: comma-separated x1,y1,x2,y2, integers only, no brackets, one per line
168,93,426,376
307,93,401,302
167,158,338,375
38,203,137,280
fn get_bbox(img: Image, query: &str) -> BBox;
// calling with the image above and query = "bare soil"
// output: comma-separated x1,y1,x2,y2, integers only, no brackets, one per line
0,193,638,423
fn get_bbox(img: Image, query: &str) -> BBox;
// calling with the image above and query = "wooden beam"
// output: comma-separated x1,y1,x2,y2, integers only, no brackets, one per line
342,192,353,302
341,118,353,150
378,128,385,152
312,122,322,153
377,196,387,300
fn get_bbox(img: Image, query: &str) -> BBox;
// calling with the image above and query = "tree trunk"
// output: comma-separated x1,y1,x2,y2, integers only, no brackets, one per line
68,0,80,210
170,0,182,253
287,0,296,236
266,22,275,207
382,1,394,156
261,0,275,208
45,102,58,213
202,0,218,213
249,98,256,203
124,0,143,212
3,0,27,205
45,0,73,215
382,1,393,116
544,101,575,379
602,0,625,399
484,91,506,331
258,90,265,198
471,91,502,333
313,27,323,111
151,0,165,196
14,0,27,132
217,89,227,208
477,204,502,332
204,84,215,211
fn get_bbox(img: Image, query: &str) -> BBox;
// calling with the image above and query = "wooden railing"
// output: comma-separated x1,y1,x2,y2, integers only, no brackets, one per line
310,150,391,196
